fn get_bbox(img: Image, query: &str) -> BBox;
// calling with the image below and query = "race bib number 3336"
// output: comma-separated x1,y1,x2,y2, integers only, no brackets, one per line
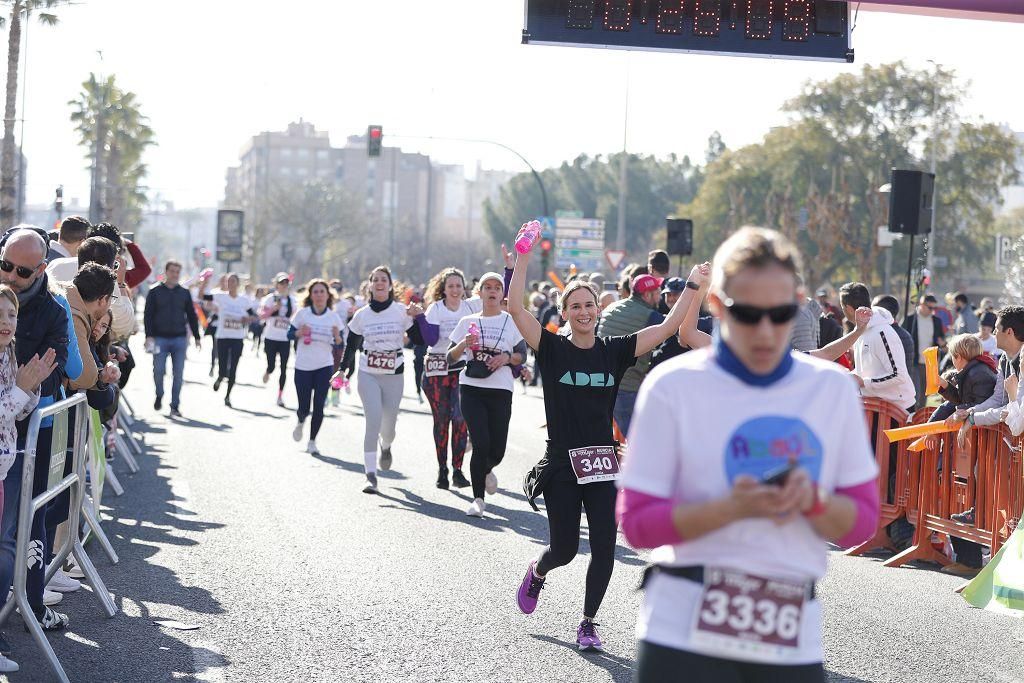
691,568,806,661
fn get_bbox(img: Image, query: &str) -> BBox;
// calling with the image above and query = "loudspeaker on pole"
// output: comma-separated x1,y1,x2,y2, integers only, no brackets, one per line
888,169,935,236
666,218,693,256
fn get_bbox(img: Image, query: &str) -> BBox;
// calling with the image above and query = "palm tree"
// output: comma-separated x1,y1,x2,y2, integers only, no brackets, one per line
0,1,66,224
68,74,155,229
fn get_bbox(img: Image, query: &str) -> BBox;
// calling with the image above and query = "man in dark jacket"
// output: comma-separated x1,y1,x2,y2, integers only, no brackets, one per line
0,227,72,637
902,294,946,409
145,260,201,416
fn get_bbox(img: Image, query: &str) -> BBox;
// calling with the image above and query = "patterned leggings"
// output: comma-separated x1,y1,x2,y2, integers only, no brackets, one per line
423,373,467,470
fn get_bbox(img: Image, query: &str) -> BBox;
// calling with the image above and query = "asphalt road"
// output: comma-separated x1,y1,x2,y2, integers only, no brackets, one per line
2,342,1023,682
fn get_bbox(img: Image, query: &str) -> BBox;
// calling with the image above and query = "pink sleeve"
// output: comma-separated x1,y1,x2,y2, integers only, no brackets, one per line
616,488,684,549
832,479,880,549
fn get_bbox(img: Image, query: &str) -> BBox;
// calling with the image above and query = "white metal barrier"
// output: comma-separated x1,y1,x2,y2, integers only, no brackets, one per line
0,395,116,683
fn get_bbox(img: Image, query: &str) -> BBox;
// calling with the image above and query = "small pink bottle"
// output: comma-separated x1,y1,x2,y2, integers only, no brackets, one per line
331,374,344,390
302,328,312,345
515,220,542,254
468,322,481,351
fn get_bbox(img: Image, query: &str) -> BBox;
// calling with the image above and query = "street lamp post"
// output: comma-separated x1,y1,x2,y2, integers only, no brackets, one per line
926,60,940,280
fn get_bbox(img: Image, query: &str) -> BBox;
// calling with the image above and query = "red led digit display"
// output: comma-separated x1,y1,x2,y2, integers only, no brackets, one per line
604,0,634,31
694,0,721,37
746,0,773,39
782,0,811,41
525,0,852,63
566,0,596,29
655,0,685,34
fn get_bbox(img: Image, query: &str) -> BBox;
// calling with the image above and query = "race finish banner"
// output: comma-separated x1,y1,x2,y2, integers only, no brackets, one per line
555,217,605,274
216,210,245,266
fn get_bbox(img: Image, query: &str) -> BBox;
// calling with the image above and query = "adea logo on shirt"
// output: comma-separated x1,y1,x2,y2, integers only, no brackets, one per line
724,416,823,484
558,371,615,388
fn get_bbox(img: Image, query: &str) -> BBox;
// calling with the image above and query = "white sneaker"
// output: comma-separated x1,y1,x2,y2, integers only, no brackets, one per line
485,472,498,495
0,655,18,673
43,589,62,606
47,568,81,593
306,440,318,454
292,421,304,442
466,498,486,517
64,556,84,580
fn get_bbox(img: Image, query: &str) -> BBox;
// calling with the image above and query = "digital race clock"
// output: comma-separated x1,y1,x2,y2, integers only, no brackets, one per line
523,1,853,62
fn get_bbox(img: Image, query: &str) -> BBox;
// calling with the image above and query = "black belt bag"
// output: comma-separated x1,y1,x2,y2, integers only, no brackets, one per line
639,565,817,600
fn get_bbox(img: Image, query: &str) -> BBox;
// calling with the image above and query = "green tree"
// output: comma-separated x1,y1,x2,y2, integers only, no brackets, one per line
0,0,65,223
69,74,156,229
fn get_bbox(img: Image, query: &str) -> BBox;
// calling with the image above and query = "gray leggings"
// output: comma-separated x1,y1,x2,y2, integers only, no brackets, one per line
357,370,404,453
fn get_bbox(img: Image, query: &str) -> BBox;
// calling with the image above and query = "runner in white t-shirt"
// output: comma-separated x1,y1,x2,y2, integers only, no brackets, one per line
346,266,422,494
618,227,880,682
288,279,345,455
447,272,526,517
200,273,257,407
411,267,478,490
260,272,298,407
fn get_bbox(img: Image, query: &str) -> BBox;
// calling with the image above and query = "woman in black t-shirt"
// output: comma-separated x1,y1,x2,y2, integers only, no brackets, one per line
507,223,709,652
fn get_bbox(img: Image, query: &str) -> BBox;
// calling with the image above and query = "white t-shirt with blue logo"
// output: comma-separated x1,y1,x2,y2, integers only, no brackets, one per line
620,348,877,665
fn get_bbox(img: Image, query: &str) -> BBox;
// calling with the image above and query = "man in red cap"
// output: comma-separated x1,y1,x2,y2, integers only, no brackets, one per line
597,272,666,433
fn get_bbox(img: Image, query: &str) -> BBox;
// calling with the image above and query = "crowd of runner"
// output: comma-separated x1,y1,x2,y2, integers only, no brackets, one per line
0,211,1017,680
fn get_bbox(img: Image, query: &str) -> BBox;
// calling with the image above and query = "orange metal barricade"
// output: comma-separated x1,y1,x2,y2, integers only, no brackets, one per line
903,407,935,532
845,398,910,556
885,423,1018,568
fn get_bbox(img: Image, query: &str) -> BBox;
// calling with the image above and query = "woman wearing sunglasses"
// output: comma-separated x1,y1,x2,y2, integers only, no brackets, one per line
618,227,880,683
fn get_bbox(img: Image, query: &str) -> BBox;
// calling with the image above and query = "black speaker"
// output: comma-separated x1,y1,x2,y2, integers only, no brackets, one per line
666,218,693,256
888,169,935,235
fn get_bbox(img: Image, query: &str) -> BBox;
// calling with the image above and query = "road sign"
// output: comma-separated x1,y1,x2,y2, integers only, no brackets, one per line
996,234,1015,272
605,250,626,271
877,225,902,248
216,209,244,264
555,209,583,220
555,216,605,271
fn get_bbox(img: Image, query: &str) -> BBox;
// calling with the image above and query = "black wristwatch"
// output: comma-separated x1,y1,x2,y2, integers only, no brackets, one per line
683,280,700,291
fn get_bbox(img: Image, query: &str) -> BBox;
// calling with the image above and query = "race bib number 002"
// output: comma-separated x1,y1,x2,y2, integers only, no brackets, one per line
272,317,290,329
690,568,806,661
365,350,399,373
568,446,620,484
425,353,449,377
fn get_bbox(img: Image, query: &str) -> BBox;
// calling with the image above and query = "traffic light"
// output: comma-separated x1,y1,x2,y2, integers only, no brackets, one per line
539,238,552,274
367,125,383,157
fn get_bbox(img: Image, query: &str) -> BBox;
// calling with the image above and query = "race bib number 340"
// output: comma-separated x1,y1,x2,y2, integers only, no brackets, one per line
568,446,620,484
691,568,806,661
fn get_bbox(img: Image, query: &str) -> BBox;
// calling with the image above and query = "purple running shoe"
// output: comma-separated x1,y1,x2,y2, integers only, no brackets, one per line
516,561,545,614
576,619,603,651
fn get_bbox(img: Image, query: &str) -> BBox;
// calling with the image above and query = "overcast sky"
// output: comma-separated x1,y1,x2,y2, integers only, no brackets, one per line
12,1,1024,210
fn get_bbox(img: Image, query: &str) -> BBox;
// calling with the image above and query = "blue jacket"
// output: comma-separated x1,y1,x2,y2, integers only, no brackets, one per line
13,272,70,441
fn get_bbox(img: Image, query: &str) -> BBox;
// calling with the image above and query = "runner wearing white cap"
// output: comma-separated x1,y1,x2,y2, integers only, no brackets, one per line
260,272,297,407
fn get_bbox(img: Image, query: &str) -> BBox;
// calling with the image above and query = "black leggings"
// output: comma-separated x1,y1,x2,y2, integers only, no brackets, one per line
295,366,331,439
265,339,291,391
460,384,512,500
217,338,244,396
536,478,618,618
634,641,824,683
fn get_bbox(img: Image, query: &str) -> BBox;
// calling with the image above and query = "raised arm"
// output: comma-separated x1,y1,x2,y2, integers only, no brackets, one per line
634,263,710,357
507,238,542,350
810,307,871,361
679,264,712,351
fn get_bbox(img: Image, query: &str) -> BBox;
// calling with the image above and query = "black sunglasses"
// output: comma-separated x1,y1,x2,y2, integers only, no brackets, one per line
0,259,37,279
722,298,800,325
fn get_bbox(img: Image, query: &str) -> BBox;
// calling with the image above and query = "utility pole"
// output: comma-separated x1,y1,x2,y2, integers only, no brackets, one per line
615,57,630,252
926,59,940,279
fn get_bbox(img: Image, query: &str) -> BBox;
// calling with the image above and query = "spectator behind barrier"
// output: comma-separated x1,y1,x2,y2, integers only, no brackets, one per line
840,282,916,412
928,334,997,424
46,215,90,263
902,294,947,410
46,235,116,284
872,294,915,379
953,292,980,335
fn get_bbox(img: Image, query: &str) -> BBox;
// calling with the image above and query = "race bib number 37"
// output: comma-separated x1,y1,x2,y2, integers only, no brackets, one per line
568,446,620,484
691,568,806,661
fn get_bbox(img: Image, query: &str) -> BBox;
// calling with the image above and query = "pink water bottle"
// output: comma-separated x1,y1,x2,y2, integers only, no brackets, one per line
302,327,312,345
331,374,343,390
199,267,214,281
467,322,481,350
515,220,542,254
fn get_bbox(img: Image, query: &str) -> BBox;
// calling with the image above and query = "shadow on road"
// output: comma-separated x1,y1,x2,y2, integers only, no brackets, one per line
1,416,231,681
529,634,634,682
309,452,409,481
826,670,872,682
